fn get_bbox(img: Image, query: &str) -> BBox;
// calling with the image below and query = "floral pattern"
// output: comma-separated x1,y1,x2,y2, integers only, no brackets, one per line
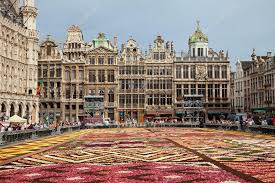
0,128,274,182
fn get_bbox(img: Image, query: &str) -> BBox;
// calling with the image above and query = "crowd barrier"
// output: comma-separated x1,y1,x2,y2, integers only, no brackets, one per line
0,126,81,146
204,123,275,135
1,123,274,146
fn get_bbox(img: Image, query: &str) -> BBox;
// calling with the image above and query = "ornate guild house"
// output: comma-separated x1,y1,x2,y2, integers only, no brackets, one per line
38,21,230,123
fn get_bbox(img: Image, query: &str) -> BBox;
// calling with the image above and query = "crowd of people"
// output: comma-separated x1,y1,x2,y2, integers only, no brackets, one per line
207,114,275,127
0,120,81,133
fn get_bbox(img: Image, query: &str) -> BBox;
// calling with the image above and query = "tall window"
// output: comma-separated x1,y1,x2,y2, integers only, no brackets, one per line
119,67,125,75
190,66,196,79
198,84,206,95
222,65,227,79
126,66,131,75
167,94,172,105
120,80,125,90
139,80,144,89
139,66,144,75
160,52,165,60
38,65,41,78
147,67,153,75
132,66,138,75
71,68,76,80
126,94,131,107
160,94,166,105
43,65,48,77
98,57,104,65
65,70,70,81
154,53,159,60
108,90,114,102
198,48,203,57
183,65,189,78
119,94,125,107
208,65,213,79
154,67,159,75
65,85,70,99
183,84,189,95
89,70,96,83
133,94,138,107
154,80,159,89
79,70,84,80
79,85,83,99
154,94,159,105
46,45,51,56
72,85,76,99
90,57,95,64
56,65,61,77
215,66,220,79
215,84,220,98
133,79,139,89
148,95,153,105
98,70,105,82
108,57,114,65
167,80,172,89
222,84,227,98
176,66,182,79
125,80,131,90
208,84,213,98
139,95,145,107
50,65,54,77
176,84,182,98
191,84,196,95
107,70,115,82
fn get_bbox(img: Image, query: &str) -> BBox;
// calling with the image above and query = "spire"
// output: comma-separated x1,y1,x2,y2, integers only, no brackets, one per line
251,48,257,61
196,19,201,31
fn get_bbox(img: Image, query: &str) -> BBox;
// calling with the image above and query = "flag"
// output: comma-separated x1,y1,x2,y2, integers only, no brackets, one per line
36,80,44,96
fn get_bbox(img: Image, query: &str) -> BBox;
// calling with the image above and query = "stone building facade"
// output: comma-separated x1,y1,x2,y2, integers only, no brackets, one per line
85,33,119,121
118,38,145,123
38,22,231,123
248,50,275,113
145,36,174,118
232,50,275,114
0,0,39,123
174,23,231,120
38,37,62,124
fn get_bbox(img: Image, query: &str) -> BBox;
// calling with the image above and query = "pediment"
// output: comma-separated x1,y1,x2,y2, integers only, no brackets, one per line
88,46,114,54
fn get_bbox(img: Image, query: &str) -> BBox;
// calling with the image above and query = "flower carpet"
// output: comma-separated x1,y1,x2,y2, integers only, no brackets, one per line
0,128,274,183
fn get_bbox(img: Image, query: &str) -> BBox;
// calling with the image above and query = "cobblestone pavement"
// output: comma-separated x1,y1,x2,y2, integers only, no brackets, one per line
0,128,274,183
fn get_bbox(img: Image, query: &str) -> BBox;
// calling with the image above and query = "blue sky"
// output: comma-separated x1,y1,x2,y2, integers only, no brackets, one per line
36,0,275,68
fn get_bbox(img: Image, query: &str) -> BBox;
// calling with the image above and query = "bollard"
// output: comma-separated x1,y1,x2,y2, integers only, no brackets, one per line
0,132,5,145
31,131,38,139
56,127,61,135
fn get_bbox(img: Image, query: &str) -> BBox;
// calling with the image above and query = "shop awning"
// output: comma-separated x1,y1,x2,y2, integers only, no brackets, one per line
208,112,225,115
253,110,266,113
176,112,193,115
252,108,266,113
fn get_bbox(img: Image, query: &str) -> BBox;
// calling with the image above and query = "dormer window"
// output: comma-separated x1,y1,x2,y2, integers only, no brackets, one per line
98,57,104,65
153,52,165,60
46,45,51,56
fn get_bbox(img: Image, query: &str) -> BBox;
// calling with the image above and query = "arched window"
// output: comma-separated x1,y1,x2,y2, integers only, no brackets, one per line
108,90,114,103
